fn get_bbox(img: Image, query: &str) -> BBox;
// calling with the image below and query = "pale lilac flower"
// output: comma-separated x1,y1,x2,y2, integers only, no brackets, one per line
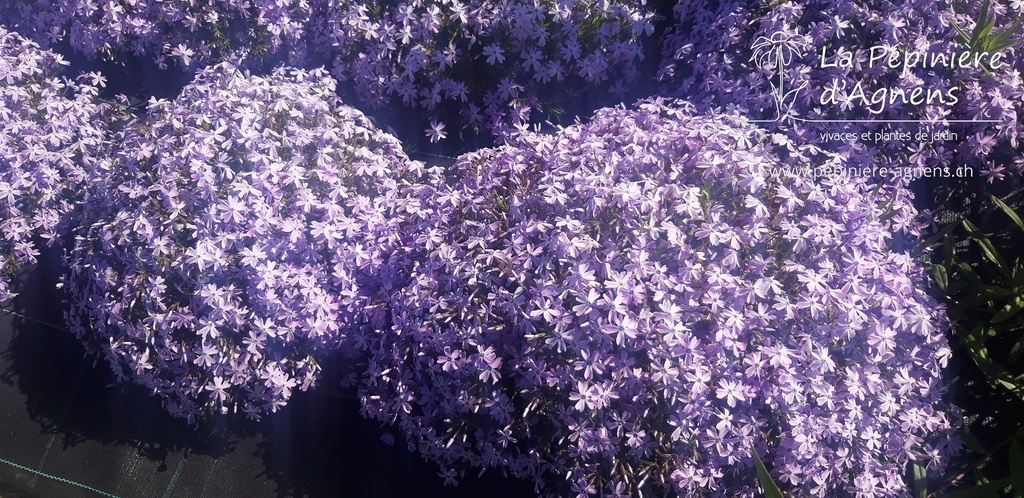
310,0,653,137
171,43,194,66
425,120,447,143
1,0,315,68
980,162,1007,183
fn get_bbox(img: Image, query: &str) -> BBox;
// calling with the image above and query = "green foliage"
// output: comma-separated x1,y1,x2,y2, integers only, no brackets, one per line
925,185,1024,497
927,190,1024,401
915,462,929,498
953,0,1024,64
751,445,786,498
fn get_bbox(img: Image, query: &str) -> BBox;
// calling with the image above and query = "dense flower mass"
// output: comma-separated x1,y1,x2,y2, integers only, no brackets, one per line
0,0,314,68
659,0,1024,181
0,0,654,137
310,0,654,138
358,100,958,497
63,62,425,421
0,27,119,302
0,1,975,494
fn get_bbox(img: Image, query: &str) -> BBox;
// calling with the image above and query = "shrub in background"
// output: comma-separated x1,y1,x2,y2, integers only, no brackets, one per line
918,164,1024,495
0,0,315,69
309,0,654,140
358,99,959,497
0,0,656,142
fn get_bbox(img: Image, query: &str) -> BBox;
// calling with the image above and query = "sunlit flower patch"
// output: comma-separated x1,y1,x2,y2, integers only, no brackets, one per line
359,99,959,497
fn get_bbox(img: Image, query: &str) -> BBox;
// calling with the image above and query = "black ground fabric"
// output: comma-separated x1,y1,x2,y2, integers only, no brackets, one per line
0,248,535,498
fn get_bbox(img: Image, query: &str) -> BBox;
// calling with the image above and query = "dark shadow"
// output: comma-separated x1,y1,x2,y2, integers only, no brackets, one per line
1,245,536,497
57,38,194,106
253,369,538,498
0,244,242,467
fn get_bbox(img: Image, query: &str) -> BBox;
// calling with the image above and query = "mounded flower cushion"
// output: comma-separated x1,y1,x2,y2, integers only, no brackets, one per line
64,62,428,421
359,99,958,497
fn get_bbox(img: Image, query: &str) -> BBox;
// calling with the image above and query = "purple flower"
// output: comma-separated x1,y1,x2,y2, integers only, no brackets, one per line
425,120,447,143
1,0,315,68
659,0,1024,184
482,44,505,65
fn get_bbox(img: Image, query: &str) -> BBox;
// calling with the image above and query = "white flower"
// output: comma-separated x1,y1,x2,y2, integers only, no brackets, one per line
170,43,194,66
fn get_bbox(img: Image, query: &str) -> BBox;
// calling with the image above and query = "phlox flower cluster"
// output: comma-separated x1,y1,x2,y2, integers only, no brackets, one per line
357,99,958,497
0,0,315,69
0,27,121,302
309,0,654,139
659,0,1024,181
63,62,426,421
0,0,654,139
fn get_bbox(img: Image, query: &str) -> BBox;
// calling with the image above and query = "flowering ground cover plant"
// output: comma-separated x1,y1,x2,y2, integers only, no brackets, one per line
310,0,655,140
357,99,959,497
0,0,315,69
62,62,428,421
0,0,656,141
0,0,999,495
0,27,123,303
659,0,1024,182
656,3,1024,490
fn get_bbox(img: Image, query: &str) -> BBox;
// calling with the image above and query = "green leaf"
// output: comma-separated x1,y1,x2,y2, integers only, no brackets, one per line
989,18,1024,51
918,218,962,249
958,261,984,286
751,446,785,498
990,194,1024,235
943,231,957,264
933,263,949,291
954,0,1024,57
1007,331,1024,366
954,21,973,45
946,280,970,296
975,0,995,41
979,0,992,24
1014,261,1024,288
992,293,1024,324
913,462,928,498
971,283,1014,298
976,20,997,48
938,476,1015,498
990,31,1024,52
963,219,1011,280
957,325,1024,401
960,430,987,454
997,377,1024,397
1010,439,1024,498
